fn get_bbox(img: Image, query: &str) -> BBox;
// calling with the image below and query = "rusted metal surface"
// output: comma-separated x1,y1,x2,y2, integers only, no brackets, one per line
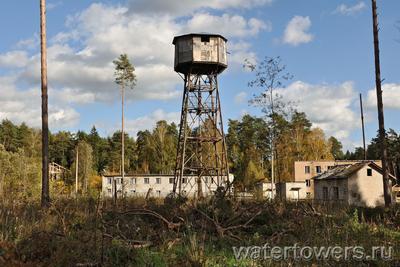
173,74,230,197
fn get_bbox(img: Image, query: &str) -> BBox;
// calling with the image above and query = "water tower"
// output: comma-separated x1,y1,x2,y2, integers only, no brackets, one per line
172,33,230,198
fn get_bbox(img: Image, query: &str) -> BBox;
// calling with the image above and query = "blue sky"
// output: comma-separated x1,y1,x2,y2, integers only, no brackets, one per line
0,0,399,151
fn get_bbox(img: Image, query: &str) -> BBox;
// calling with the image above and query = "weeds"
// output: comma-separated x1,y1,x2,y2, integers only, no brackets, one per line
0,197,399,266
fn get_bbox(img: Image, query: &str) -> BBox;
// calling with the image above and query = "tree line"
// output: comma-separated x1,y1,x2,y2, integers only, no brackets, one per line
1,117,399,198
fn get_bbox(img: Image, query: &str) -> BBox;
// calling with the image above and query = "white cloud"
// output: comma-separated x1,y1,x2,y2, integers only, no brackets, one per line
228,41,258,68
279,81,358,139
52,88,96,105
14,3,266,104
234,91,247,104
47,1,63,11
334,2,366,16
16,35,39,50
283,16,314,46
128,0,273,16
0,51,29,68
0,76,79,128
183,13,271,38
366,83,400,110
125,109,180,137
0,2,268,131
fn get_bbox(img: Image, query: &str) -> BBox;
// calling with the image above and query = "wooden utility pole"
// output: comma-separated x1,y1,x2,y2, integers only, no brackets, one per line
75,147,79,195
40,0,50,207
371,0,392,206
359,93,367,160
113,179,117,206
121,83,125,198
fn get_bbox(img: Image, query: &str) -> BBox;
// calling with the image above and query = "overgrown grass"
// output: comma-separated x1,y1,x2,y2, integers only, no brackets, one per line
0,196,399,266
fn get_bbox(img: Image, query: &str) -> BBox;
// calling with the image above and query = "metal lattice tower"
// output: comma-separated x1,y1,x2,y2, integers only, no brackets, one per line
172,33,230,198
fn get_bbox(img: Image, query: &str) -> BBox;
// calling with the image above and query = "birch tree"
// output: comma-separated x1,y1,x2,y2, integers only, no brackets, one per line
245,56,292,195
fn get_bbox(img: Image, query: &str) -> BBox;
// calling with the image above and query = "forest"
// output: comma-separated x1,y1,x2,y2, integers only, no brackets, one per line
1,112,399,199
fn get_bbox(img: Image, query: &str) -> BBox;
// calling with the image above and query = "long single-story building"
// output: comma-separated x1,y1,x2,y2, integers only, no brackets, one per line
102,174,233,198
312,161,396,207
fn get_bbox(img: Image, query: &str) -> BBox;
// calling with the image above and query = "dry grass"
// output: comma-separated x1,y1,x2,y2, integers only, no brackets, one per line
0,196,399,266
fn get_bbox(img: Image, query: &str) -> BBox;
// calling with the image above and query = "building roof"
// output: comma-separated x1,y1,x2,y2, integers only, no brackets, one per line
312,161,396,181
289,187,302,191
103,173,233,178
173,33,227,44
295,160,382,164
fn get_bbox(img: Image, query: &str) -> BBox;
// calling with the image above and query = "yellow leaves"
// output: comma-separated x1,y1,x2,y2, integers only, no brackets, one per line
90,174,102,191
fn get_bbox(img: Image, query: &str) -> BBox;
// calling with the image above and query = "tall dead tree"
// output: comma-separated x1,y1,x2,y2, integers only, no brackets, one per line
371,0,392,206
40,0,50,207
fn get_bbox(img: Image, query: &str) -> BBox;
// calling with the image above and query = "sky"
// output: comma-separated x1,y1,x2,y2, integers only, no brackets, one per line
0,0,399,151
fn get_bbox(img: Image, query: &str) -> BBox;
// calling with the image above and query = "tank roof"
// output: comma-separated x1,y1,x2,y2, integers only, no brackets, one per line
172,33,227,44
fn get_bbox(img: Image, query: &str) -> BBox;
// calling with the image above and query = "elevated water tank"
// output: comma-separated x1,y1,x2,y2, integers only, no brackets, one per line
173,33,227,75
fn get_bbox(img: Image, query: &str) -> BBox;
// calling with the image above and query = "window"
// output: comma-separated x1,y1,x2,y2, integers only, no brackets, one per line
116,178,121,184
333,187,339,200
211,177,214,184
305,166,310,174
156,178,161,184
169,178,174,184
130,190,136,195
156,190,161,197
316,166,322,174
144,178,150,184
201,36,210,43
322,187,328,200
108,178,112,184
306,192,311,198
305,179,311,187
367,168,372,176
130,178,136,185
328,166,334,170
182,178,187,184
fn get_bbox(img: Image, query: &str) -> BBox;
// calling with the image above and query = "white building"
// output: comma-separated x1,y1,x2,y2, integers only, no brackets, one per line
313,161,396,207
102,174,233,198
276,182,309,201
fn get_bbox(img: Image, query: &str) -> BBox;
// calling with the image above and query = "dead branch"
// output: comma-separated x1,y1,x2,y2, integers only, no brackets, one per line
102,231,152,248
195,208,262,238
224,210,262,231
299,203,333,218
119,209,183,230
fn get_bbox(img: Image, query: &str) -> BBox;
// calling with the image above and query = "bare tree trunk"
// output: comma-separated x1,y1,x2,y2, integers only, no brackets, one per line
40,0,50,207
75,147,79,195
121,83,125,198
270,85,275,200
371,0,392,206
271,142,275,200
